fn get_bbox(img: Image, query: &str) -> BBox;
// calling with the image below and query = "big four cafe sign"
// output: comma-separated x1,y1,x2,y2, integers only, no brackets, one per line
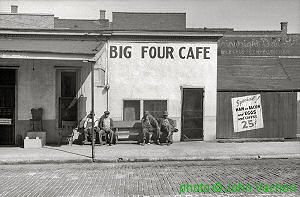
231,94,264,132
109,45,211,59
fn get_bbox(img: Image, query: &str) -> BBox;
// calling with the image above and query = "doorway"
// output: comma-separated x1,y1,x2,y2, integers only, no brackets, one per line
0,69,16,145
58,71,78,127
181,88,204,141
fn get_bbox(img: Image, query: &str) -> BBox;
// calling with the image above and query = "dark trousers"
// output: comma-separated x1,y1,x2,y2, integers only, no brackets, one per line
141,127,160,143
161,128,173,143
84,127,93,142
96,128,114,144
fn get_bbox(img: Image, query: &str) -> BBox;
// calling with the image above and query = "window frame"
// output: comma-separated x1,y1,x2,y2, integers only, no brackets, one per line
143,99,168,119
123,99,141,121
94,67,106,87
122,99,168,120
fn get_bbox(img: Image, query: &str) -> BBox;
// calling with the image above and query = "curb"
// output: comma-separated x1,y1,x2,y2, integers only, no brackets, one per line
0,159,93,165
2,154,299,165
0,153,299,165
94,154,300,163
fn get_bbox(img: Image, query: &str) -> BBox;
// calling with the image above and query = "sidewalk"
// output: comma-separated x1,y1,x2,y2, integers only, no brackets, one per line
0,141,299,164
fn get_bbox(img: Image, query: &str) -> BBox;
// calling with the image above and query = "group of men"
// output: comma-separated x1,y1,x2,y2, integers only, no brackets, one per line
82,110,178,146
83,111,115,146
141,111,177,146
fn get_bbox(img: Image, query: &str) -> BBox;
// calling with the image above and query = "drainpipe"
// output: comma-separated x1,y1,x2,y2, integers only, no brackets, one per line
105,41,110,111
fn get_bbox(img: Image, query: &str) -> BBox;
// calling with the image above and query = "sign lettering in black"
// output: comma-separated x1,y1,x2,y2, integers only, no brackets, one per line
109,45,211,59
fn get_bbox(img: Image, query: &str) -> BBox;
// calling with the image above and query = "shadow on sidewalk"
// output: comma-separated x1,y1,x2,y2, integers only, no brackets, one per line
44,146,92,159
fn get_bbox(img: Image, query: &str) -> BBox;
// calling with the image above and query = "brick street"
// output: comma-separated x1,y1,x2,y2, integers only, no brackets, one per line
0,159,299,197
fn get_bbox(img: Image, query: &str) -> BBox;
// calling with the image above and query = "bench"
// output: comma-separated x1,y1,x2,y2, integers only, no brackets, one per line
113,121,142,143
113,119,177,143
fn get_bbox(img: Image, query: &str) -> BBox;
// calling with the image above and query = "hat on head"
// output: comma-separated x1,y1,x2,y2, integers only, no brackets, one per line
163,111,168,116
104,111,110,115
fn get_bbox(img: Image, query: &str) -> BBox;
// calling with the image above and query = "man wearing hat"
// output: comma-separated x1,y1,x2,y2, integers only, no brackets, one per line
97,111,114,146
141,111,160,146
82,111,96,144
158,111,178,145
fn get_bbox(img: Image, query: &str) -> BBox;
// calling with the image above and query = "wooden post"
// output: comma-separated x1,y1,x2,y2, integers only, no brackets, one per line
91,61,95,162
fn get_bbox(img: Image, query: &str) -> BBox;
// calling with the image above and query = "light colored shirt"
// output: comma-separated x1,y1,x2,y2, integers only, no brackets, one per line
162,118,171,131
143,116,151,128
103,117,111,129
84,117,97,129
163,118,170,126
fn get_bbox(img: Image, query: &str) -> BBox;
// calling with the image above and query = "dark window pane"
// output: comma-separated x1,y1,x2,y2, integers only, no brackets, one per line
144,100,167,118
59,98,77,127
61,72,76,97
124,100,140,121
0,70,15,86
0,87,15,108
59,72,77,127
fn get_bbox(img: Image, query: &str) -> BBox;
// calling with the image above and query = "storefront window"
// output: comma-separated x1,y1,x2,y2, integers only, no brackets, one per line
123,100,168,120
144,100,167,118
123,100,140,121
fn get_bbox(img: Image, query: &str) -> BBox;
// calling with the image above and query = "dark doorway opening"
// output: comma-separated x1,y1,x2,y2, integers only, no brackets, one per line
59,72,77,128
181,88,204,141
0,69,16,145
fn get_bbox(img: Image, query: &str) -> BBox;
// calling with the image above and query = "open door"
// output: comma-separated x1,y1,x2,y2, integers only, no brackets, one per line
0,69,16,145
181,88,204,141
58,71,78,128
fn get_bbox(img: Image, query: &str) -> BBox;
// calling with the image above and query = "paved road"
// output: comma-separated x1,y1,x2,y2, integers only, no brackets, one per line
0,159,299,197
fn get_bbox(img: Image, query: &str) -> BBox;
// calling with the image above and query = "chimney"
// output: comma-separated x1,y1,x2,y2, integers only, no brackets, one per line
11,5,18,13
280,22,288,35
100,10,106,19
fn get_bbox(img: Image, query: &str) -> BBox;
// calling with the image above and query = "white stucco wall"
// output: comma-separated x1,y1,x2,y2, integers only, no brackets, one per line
18,60,56,120
107,40,218,141
80,44,108,120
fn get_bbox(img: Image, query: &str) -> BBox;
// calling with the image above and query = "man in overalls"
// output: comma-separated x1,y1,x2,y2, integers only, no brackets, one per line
83,112,95,144
97,111,114,146
158,111,178,145
141,111,160,146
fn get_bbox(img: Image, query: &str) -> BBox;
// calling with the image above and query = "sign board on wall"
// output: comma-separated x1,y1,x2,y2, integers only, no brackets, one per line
219,36,299,56
0,118,12,125
109,44,211,60
231,94,264,132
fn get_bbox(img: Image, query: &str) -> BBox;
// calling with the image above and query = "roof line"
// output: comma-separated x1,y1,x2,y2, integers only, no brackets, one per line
217,89,300,92
0,12,54,16
112,12,186,14
0,29,223,38
109,31,223,38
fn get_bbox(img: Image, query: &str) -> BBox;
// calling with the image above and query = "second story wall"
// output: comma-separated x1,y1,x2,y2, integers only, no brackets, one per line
112,12,186,31
0,13,54,29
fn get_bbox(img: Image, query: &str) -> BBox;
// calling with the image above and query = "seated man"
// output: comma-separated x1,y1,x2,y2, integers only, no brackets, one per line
82,112,96,144
141,111,160,146
157,111,178,145
96,111,114,146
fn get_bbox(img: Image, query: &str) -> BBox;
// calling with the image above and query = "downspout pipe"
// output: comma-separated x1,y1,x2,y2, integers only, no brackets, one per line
106,41,110,111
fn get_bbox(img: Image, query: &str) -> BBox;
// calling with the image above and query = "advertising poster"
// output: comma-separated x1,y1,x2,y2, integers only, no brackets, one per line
232,94,264,132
